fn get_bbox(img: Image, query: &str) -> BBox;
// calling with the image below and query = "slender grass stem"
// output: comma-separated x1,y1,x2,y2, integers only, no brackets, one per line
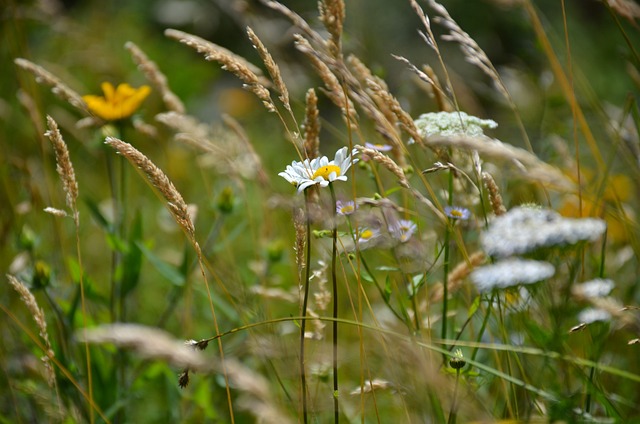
329,184,339,423
299,190,312,424
442,166,454,355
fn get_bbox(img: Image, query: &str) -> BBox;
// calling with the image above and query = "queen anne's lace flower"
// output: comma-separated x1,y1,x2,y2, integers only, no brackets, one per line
480,206,607,258
470,258,555,292
410,111,497,143
279,147,358,193
578,308,611,324
573,278,615,299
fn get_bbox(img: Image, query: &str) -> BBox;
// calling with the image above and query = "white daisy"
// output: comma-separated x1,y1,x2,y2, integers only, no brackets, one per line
278,147,358,193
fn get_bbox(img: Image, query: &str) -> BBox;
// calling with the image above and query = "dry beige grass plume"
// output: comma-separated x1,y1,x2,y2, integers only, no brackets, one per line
294,34,358,124
125,41,185,114
426,134,574,190
246,27,291,111
356,145,410,189
303,88,320,159
14,58,87,113
44,116,79,223
482,171,507,216
318,0,345,57
7,274,56,388
104,137,195,238
78,323,211,371
165,28,275,112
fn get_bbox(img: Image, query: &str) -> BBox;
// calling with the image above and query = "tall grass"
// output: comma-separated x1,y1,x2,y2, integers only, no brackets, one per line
3,0,640,422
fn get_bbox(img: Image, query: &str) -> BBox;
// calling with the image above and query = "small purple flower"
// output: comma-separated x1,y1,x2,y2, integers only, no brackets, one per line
365,142,393,152
389,219,417,243
336,200,356,216
445,206,471,220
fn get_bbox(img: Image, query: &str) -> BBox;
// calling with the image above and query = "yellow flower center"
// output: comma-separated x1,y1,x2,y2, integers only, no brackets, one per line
450,209,464,218
360,229,373,240
341,205,355,214
312,164,341,181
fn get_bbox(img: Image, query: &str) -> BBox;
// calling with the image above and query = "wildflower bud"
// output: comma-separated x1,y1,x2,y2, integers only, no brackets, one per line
216,187,235,214
449,349,466,370
100,124,119,138
347,253,356,260
312,230,332,238
178,370,190,388
403,165,414,177
18,225,37,251
266,239,284,263
33,260,51,289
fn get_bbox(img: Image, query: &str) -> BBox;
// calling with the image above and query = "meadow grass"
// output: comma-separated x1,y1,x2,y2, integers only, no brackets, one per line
2,0,640,422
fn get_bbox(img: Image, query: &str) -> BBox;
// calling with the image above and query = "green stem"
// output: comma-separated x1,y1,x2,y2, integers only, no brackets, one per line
300,191,312,424
447,370,460,424
329,184,339,423
442,166,454,354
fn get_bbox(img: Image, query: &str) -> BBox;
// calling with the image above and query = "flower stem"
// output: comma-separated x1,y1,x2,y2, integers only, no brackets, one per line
299,191,312,424
447,369,460,424
329,184,339,423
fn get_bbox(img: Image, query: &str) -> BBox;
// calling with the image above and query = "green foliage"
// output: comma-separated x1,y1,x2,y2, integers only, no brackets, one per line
2,0,640,423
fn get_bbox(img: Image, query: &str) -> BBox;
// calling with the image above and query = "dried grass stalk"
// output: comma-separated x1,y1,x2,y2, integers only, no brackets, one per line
14,58,87,113
78,324,211,371
44,116,79,222
303,88,320,159
482,171,507,216
294,34,358,123
428,0,513,104
260,0,324,45
356,145,410,189
426,134,574,190
607,0,640,21
7,274,56,388
246,27,291,111
104,137,195,238
125,41,185,113
224,359,294,424
430,251,486,302
222,114,270,186
318,0,345,56
366,78,424,147
165,28,275,112
293,206,306,282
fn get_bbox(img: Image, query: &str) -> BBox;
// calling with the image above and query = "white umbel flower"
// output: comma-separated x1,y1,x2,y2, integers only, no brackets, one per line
410,111,497,143
470,258,555,292
578,308,612,324
279,147,358,193
573,278,615,299
481,206,607,258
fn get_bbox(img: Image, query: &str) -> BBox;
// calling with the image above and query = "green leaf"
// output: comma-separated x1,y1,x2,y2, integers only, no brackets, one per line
383,275,392,302
137,242,185,287
83,197,112,231
467,295,481,319
121,211,144,296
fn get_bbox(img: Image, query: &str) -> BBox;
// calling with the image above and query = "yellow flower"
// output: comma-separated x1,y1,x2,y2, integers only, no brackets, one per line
82,82,151,121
